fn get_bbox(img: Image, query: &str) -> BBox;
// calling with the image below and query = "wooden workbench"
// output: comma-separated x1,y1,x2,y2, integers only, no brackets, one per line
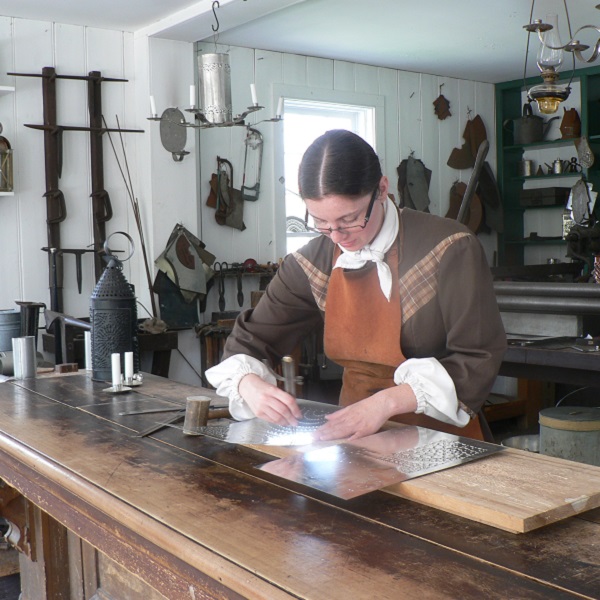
0,373,599,599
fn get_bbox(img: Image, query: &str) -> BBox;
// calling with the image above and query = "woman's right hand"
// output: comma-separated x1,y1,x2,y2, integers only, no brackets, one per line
238,374,303,426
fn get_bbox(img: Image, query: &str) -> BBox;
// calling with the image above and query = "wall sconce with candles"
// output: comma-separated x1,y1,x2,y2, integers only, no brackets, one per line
148,52,282,161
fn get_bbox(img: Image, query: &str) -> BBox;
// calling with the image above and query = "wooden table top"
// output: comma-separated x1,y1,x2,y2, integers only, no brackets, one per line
0,372,598,599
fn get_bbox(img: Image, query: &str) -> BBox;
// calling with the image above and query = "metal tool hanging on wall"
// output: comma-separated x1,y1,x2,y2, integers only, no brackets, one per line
9,67,144,283
241,127,263,202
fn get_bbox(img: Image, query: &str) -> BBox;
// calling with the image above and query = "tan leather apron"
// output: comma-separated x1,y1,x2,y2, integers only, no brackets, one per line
324,241,485,441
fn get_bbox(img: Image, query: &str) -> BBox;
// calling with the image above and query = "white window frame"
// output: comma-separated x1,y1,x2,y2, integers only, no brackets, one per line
272,84,385,258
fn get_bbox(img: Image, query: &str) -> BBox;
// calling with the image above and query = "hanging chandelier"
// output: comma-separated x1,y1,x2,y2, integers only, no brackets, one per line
521,1,588,114
524,1,600,64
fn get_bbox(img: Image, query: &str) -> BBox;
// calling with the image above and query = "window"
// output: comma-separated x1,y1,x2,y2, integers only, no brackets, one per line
282,100,376,254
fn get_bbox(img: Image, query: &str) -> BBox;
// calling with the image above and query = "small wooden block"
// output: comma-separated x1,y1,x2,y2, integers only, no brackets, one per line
55,363,80,374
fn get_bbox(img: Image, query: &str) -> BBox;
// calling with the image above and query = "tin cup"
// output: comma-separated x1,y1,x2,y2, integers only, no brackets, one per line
518,159,533,177
183,396,211,435
12,336,37,379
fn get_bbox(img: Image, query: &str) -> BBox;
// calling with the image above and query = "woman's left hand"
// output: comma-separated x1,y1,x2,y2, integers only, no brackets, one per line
315,385,417,442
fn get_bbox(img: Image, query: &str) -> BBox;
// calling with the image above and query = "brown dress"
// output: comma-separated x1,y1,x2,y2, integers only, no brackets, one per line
222,208,506,441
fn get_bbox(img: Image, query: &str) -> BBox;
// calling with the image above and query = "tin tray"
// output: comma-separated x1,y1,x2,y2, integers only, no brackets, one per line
257,427,503,499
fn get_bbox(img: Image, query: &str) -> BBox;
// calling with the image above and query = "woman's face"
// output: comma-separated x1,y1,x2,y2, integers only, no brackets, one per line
304,176,388,252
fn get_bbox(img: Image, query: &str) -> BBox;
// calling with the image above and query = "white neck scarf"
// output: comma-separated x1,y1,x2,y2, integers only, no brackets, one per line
333,197,399,301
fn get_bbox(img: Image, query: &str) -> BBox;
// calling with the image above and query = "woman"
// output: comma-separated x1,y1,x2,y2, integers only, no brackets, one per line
206,130,506,442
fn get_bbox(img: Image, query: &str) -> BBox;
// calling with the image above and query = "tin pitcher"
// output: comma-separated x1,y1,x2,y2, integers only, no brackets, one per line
504,103,559,144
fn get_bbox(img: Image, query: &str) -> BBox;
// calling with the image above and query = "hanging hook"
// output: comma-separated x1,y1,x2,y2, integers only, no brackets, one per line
212,1,220,33
466,106,473,119
439,83,445,93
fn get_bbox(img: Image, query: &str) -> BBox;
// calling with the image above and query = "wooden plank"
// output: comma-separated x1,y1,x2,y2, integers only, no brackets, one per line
256,440,600,534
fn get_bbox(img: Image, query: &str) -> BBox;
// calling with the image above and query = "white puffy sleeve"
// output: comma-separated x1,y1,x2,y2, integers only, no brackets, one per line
205,354,277,420
394,357,470,427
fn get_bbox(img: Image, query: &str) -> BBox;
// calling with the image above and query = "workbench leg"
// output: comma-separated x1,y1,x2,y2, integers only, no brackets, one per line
19,502,70,600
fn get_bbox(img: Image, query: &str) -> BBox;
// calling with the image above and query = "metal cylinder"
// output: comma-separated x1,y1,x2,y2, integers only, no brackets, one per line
0,309,20,352
198,53,232,124
90,257,139,382
282,355,296,396
517,159,533,177
12,336,37,379
494,281,600,298
183,396,211,435
540,407,600,467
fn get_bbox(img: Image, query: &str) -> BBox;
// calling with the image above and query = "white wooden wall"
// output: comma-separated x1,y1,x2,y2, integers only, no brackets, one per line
197,44,498,272
0,18,138,317
0,20,197,321
0,17,497,387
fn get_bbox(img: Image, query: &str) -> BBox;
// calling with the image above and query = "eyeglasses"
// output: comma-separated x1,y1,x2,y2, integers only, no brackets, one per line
304,187,379,235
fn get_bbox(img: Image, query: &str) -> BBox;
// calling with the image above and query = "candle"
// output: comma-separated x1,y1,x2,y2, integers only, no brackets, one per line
250,83,258,106
124,351,134,383
111,353,121,388
189,84,196,108
84,331,92,371
150,95,157,116
277,96,284,117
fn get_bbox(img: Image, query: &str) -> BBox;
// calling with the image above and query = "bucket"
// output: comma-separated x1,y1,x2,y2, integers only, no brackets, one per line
539,406,600,466
502,434,540,452
0,309,20,352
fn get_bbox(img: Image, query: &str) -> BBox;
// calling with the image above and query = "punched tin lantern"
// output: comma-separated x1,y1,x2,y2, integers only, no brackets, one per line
198,53,232,124
90,232,139,382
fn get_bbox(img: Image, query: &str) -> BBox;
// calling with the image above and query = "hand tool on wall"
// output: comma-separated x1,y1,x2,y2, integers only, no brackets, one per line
456,139,489,225
241,127,263,202
9,68,144,285
214,262,228,311
89,71,116,280
236,264,244,306
42,247,97,294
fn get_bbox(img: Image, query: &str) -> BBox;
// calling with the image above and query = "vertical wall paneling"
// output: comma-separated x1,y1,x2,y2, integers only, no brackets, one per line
12,19,53,309
436,77,461,218
355,64,379,95
147,37,197,247
0,18,497,387
306,56,334,90
53,24,90,317
397,71,423,175
231,45,263,259
0,17,19,310
282,53,307,86
378,67,399,184
254,49,283,261
333,60,355,92
420,74,442,216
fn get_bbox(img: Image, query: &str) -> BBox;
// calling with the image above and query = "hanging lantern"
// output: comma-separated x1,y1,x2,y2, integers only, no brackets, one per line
198,53,233,124
0,122,13,193
90,232,139,382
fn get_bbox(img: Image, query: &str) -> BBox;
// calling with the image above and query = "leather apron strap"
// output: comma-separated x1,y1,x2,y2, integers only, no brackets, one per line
324,238,485,441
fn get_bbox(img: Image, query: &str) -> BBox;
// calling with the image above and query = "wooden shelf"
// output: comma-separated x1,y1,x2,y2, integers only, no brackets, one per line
496,65,600,267
0,85,15,96
503,138,576,152
511,172,581,181
0,192,14,196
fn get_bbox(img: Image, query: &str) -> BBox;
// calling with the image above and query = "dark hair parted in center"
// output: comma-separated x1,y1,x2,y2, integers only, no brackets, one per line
298,130,382,201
